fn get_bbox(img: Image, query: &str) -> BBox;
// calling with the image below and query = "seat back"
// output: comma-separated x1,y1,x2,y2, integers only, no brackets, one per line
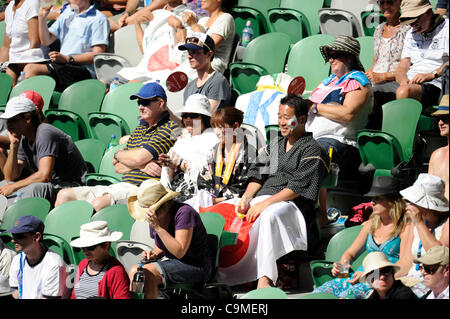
325,225,364,262
240,287,287,299
241,123,267,151
286,34,334,93
85,144,126,186
74,138,106,173
238,0,281,32
89,82,143,145
231,6,266,40
357,36,374,71
0,198,51,231
199,212,225,273
129,220,155,248
91,204,134,241
381,98,422,162
115,241,153,273
276,0,324,35
110,24,143,67
93,53,131,84
329,0,375,28
0,73,13,107
9,75,56,112
318,8,363,38
0,20,5,48
360,10,385,36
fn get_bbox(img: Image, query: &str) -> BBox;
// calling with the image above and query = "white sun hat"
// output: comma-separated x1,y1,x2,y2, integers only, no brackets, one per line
70,221,122,248
175,94,212,117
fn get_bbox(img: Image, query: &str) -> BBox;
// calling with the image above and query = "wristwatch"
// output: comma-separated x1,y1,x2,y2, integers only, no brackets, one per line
68,55,75,64
432,70,439,79
311,103,318,114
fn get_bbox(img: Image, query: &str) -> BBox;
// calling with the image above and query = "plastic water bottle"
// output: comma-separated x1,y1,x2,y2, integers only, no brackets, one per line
131,263,145,293
107,135,118,149
241,20,254,47
17,71,26,83
229,213,244,233
13,192,23,204
109,77,120,91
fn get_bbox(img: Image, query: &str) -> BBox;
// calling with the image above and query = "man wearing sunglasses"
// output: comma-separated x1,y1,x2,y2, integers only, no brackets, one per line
55,82,178,212
179,32,231,113
6,215,69,299
394,0,449,112
414,245,449,299
428,95,449,201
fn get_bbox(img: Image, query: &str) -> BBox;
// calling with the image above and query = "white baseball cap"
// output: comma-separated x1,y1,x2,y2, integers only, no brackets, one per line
175,94,212,117
0,96,37,119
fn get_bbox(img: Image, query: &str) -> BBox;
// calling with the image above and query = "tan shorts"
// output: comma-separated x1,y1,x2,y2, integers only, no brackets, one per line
73,182,139,206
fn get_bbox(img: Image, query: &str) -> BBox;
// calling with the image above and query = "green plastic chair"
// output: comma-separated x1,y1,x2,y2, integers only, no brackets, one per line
240,287,287,299
0,73,13,108
91,204,135,256
357,36,374,71
0,197,51,232
9,75,56,112
360,11,386,36
231,7,266,40
298,292,338,299
88,82,142,146
230,32,291,94
268,0,324,44
309,225,366,288
43,200,94,265
233,0,280,35
74,138,107,174
357,98,422,178
0,20,5,48
85,144,125,186
286,34,334,94
45,79,106,141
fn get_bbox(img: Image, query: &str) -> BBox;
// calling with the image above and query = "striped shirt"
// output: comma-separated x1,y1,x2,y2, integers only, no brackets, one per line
121,111,178,186
74,267,106,299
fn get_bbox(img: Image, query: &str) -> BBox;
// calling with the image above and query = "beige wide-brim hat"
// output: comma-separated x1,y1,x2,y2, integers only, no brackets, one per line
175,93,212,117
431,94,449,116
70,221,122,248
400,0,432,24
400,173,449,212
359,252,400,283
127,179,180,221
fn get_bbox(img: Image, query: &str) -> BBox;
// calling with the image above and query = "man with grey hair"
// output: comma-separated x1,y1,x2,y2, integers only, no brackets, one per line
414,245,449,299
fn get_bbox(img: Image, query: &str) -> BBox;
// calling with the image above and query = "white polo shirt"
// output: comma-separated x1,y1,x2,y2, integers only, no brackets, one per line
401,18,449,88
9,249,69,299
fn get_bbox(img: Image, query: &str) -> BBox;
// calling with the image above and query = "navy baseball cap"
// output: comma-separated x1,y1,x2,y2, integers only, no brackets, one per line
130,82,167,101
178,32,215,53
6,215,44,234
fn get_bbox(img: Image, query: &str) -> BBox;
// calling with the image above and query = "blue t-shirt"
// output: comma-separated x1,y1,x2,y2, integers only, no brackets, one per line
48,4,109,77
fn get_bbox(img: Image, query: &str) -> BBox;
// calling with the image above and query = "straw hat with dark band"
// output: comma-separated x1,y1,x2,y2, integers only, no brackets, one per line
319,35,364,71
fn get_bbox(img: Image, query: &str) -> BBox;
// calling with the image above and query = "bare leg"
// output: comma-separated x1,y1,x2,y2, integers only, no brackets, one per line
23,63,50,78
396,83,423,101
91,194,112,212
54,188,77,206
257,276,274,289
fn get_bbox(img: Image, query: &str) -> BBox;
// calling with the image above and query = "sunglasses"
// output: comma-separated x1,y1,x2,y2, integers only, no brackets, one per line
138,98,159,107
419,263,441,274
185,37,212,52
181,113,201,119
435,116,449,124
369,266,393,279
12,232,34,240
378,0,395,5
327,52,346,61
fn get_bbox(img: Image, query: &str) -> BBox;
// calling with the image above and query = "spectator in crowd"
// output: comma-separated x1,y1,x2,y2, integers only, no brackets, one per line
0,0,47,86
0,238,16,299
428,95,449,200
394,0,449,113
114,0,197,84
395,173,449,298
70,221,131,299
157,94,218,203
313,175,410,298
435,0,449,16
414,245,449,299
193,106,257,209
361,252,418,299
0,96,87,207
24,0,110,91
305,35,373,226
54,82,178,212
221,94,328,289
182,0,235,74
178,32,231,113
127,179,213,299
366,0,410,129
7,215,69,299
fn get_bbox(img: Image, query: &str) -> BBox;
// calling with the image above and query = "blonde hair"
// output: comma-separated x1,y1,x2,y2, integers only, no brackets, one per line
370,195,407,238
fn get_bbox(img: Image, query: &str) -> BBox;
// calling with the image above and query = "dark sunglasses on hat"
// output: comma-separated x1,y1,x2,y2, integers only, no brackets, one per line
185,37,212,52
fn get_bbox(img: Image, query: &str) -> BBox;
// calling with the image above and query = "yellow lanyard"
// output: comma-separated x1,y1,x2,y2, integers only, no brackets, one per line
215,142,242,186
